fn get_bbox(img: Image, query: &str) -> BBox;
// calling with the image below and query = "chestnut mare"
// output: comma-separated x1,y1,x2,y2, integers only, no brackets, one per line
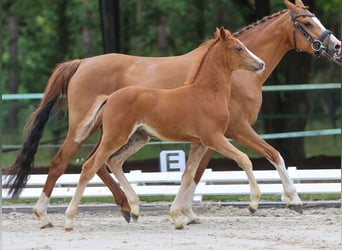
5,0,341,228
64,28,265,231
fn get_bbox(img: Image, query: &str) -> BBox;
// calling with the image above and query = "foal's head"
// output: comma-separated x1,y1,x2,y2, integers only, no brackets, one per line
215,27,265,72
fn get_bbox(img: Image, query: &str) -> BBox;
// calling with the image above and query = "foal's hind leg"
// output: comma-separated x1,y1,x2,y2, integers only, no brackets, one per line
106,131,150,221
65,150,111,231
85,128,131,222
65,129,132,231
208,135,261,213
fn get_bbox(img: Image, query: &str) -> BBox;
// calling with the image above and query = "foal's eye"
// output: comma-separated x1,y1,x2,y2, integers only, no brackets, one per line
304,21,312,27
236,47,243,52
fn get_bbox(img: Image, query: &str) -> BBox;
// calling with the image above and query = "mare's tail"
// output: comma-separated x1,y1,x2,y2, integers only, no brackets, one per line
74,95,108,144
4,60,81,198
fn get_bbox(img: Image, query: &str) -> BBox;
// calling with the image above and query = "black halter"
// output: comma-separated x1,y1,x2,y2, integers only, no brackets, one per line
290,11,340,65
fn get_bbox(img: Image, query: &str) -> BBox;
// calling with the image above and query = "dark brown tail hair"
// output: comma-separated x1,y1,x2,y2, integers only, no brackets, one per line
4,59,81,198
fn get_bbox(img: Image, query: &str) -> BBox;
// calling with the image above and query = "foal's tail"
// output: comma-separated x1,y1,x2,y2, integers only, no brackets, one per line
4,60,81,198
74,95,108,144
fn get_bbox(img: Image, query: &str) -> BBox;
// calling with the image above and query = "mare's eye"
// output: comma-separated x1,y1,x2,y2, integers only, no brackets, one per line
304,21,311,27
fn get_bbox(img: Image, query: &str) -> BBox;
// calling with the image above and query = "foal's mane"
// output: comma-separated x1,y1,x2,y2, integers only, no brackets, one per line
184,38,220,85
184,9,291,85
233,9,288,37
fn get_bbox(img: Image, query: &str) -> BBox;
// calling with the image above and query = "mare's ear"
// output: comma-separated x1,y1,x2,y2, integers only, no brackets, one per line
295,0,305,7
284,0,298,14
219,27,231,41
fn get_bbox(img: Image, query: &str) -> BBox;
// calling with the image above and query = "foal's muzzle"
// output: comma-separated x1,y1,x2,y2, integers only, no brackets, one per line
251,60,265,72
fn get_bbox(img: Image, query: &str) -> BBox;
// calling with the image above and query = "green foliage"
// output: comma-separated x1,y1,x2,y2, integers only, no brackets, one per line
2,0,340,92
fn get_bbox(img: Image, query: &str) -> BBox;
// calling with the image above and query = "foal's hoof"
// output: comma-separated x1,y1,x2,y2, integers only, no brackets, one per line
248,206,257,214
186,218,201,225
40,222,53,229
64,227,73,232
121,210,131,223
287,204,303,214
132,213,139,222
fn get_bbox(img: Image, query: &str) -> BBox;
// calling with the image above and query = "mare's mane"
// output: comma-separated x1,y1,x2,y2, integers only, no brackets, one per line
233,9,288,37
183,6,310,86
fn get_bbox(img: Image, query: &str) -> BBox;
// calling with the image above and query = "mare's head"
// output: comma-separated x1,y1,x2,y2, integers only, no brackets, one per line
215,27,265,72
285,0,341,64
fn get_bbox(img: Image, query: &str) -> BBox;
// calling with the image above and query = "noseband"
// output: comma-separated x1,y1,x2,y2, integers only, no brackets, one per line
290,11,340,65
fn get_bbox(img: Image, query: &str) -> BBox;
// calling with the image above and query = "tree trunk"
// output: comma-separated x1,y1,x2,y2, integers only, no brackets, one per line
194,0,205,40
8,8,19,133
51,0,70,145
158,16,168,56
82,0,92,57
99,0,120,53
135,0,142,55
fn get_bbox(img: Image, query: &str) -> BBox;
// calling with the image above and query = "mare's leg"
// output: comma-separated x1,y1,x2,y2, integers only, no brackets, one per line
106,131,150,221
170,143,208,229
208,135,261,213
96,167,131,222
33,130,131,228
229,124,302,213
33,132,81,229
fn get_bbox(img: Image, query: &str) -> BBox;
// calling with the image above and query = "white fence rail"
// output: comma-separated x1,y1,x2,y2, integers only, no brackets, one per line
2,167,340,201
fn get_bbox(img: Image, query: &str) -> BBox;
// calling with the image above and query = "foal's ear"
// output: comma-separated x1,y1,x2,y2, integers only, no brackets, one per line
219,27,232,41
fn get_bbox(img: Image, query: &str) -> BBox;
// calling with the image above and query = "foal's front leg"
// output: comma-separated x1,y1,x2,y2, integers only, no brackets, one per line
175,149,214,225
209,135,261,213
170,143,208,229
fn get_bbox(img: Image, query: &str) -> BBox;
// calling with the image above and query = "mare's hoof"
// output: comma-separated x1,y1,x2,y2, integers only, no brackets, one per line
40,222,53,229
132,214,139,222
121,210,131,223
287,204,303,214
64,227,73,232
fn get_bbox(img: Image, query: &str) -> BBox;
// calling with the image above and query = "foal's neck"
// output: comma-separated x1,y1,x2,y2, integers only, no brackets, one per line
191,48,233,97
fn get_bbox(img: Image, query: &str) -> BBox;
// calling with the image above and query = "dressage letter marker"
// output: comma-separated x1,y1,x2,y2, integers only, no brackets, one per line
160,150,186,172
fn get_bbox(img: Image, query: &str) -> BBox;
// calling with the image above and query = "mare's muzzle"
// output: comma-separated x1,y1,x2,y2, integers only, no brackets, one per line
314,30,341,65
290,11,341,65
